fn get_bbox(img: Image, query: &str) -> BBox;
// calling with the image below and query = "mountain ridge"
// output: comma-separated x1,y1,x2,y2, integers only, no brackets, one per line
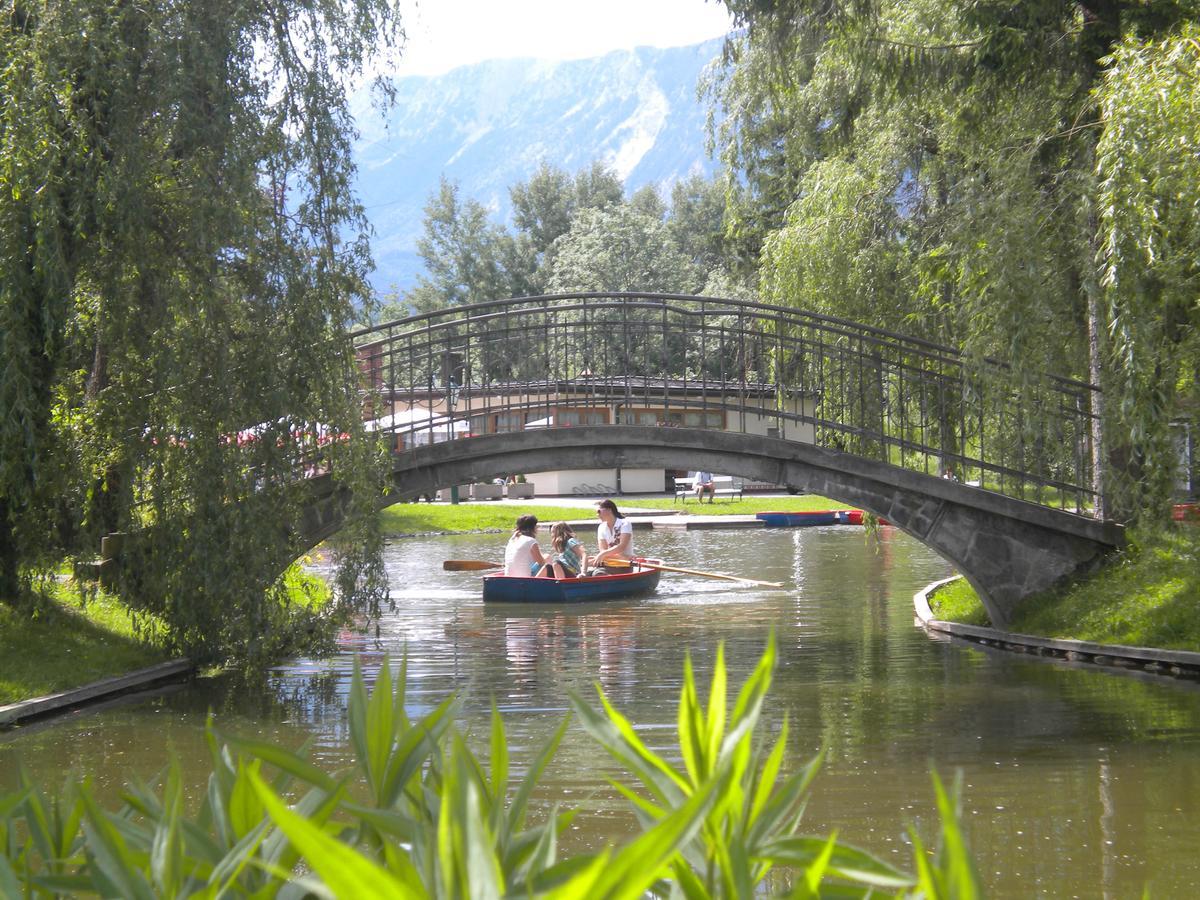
351,38,724,293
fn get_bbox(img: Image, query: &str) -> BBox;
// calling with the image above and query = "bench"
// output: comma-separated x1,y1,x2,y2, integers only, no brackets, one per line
711,475,743,502
673,476,695,503
674,475,743,503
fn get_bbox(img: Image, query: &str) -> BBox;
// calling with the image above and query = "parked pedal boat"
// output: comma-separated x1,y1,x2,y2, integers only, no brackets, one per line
482,559,663,603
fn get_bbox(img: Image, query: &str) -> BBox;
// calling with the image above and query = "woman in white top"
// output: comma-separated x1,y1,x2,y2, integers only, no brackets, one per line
504,514,547,577
592,498,633,570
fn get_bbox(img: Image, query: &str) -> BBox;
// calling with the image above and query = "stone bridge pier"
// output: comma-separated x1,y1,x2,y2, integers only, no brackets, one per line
300,426,1123,628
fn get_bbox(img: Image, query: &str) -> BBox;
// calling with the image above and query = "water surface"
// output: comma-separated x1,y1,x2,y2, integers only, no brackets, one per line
4,524,1199,897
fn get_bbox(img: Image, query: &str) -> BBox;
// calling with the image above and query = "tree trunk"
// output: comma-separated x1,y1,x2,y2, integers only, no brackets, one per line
0,500,20,601
1085,247,1108,520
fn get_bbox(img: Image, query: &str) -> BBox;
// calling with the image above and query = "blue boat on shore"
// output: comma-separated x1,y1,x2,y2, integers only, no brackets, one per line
756,510,849,528
482,559,663,603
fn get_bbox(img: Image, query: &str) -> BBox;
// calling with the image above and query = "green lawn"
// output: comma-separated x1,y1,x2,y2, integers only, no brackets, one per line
380,503,599,535
926,577,991,626
0,582,170,706
622,496,855,515
379,494,855,535
928,525,1200,651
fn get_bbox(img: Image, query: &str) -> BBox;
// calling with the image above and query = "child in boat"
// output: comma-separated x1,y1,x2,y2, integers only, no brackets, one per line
542,521,586,579
504,514,547,577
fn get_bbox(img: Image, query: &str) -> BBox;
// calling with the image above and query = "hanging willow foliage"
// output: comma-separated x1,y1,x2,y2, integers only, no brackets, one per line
710,0,1200,521
0,0,403,660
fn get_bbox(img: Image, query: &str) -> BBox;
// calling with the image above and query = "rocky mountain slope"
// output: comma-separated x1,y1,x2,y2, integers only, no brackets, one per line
351,38,723,293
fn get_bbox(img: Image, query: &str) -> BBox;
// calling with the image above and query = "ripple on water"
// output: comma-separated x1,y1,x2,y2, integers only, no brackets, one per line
4,526,1200,895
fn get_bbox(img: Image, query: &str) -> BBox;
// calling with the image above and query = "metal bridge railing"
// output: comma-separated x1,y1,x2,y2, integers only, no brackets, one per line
350,292,1100,514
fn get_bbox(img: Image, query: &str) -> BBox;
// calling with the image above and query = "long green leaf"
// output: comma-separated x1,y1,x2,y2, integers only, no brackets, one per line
729,631,775,728
80,791,157,900
18,771,55,863
507,714,570,837
0,788,29,820
582,772,721,900
764,836,915,890
789,831,837,899
225,736,340,794
489,699,509,808
678,653,706,785
380,693,460,808
748,718,790,827
568,687,688,803
204,819,272,895
250,771,421,898
366,658,396,801
931,770,982,899
149,761,184,896
705,644,728,771
348,657,371,779
747,752,823,850
0,852,22,899
540,851,611,899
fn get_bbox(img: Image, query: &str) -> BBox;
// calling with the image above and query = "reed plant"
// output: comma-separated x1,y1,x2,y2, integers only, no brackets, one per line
0,637,980,897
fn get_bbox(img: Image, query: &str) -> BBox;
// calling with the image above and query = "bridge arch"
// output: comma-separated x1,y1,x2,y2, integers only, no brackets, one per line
300,426,1122,628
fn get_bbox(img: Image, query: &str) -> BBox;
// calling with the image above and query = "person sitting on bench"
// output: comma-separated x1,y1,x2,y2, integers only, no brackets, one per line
693,471,715,503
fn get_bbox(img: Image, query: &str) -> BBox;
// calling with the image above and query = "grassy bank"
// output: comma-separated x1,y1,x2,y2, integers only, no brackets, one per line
619,495,854,515
379,494,853,535
1,564,332,707
380,502,598,535
0,582,170,705
928,525,1200,651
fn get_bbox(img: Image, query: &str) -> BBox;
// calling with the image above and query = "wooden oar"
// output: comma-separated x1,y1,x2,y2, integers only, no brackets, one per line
443,560,502,571
610,558,783,588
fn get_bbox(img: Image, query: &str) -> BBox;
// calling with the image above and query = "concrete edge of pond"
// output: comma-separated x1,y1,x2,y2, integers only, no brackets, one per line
913,577,1200,679
0,659,196,728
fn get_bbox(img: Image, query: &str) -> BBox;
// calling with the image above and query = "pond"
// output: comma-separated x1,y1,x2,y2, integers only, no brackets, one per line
4,522,1200,897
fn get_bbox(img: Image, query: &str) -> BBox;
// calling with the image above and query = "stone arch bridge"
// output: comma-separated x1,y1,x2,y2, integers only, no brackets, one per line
295,292,1122,628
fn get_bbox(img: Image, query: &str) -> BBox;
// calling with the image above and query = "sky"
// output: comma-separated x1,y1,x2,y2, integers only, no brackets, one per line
394,0,734,76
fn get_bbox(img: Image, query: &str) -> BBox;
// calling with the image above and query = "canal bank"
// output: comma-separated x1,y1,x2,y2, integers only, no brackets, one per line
914,576,1200,680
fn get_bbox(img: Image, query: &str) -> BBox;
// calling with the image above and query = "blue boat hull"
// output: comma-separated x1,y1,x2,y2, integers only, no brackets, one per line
483,560,662,603
755,510,848,527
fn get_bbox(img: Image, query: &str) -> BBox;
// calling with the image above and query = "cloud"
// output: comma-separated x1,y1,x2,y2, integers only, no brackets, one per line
395,0,731,76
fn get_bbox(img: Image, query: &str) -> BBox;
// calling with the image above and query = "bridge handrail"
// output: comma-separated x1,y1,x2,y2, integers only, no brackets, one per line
346,291,1100,514
350,292,1101,395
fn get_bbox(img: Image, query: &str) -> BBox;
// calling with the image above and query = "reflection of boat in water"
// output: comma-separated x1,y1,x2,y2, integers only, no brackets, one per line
483,559,663,604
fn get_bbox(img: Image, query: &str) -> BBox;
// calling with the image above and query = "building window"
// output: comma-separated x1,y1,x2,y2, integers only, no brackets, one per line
495,413,525,433
557,409,608,426
658,410,724,428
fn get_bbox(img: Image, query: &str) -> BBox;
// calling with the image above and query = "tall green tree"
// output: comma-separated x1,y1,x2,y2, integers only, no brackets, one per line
711,0,1200,519
0,0,403,659
510,162,576,257
407,177,533,313
545,204,699,294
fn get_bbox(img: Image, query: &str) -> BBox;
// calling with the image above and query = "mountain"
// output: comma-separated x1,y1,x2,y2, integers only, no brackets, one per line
351,38,724,294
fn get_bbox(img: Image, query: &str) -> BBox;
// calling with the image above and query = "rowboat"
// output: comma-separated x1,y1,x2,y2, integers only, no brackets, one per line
754,509,884,527
756,510,846,527
482,559,663,604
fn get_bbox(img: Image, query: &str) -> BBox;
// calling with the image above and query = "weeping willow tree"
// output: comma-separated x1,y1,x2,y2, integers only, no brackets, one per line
0,0,403,661
708,0,1200,520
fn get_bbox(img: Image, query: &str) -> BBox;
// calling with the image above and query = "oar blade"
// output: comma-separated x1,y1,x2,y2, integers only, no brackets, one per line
443,560,503,571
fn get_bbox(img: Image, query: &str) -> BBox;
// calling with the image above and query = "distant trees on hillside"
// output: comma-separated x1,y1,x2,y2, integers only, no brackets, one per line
381,163,751,320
